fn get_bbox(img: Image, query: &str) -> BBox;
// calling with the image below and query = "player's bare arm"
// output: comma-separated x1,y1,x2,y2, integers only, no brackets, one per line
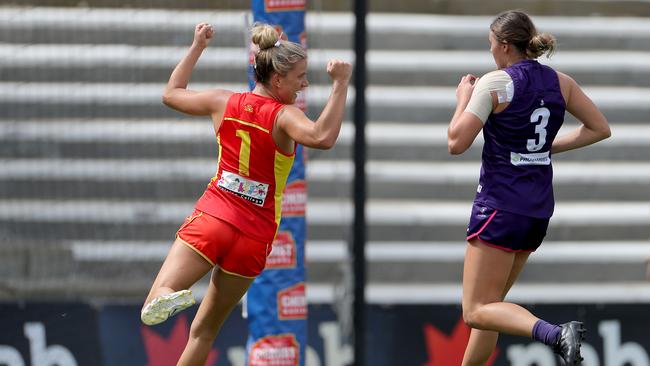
275,59,351,149
162,23,233,117
448,74,484,155
552,72,611,154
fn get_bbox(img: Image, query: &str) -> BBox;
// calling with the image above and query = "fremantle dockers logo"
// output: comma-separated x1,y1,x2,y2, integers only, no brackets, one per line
264,0,305,11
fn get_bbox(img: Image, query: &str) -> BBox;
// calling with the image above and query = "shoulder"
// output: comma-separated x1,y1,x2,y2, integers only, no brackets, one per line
476,70,512,90
212,89,236,102
480,70,511,82
204,88,235,105
481,69,510,80
276,104,302,121
555,70,577,86
202,88,235,112
554,70,578,100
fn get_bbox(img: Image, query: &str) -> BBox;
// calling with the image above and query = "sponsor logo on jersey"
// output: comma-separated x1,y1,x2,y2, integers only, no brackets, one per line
266,231,297,269
277,283,307,320
217,170,269,206
281,180,306,216
249,334,300,366
510,151,551,166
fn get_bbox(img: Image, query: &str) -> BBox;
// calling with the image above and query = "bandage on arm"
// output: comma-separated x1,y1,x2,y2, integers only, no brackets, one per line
465,70,513,123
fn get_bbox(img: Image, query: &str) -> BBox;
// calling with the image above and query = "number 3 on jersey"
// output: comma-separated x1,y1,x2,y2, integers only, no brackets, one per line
235,130,251,176
527,107,549,152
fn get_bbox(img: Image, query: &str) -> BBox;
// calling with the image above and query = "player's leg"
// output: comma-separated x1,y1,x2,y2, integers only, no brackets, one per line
462,238,540,333
177,268,254,366
142,210,223,325
141,237,213,325
462,247,531,365
144,237,213,305
177,221,269,365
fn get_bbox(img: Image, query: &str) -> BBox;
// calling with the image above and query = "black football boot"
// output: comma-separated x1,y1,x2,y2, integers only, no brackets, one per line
553,321,586,365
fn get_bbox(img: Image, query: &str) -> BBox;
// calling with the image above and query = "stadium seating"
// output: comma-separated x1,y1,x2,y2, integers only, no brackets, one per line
0,7,649,303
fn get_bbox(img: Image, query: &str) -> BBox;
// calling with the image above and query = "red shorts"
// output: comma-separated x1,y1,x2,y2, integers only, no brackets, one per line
176,209,272,278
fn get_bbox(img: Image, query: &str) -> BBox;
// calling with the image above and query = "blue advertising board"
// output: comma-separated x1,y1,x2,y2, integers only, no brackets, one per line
245,1,309,365
2,303,649,365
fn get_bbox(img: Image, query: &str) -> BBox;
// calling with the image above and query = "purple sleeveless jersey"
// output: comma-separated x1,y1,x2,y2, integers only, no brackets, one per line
474,60,566,219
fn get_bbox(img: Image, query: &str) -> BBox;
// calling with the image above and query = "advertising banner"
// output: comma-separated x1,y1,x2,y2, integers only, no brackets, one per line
245,1,308,365
0,303,102,366
365,304,650,366
2,302,649,365
96,304,338,366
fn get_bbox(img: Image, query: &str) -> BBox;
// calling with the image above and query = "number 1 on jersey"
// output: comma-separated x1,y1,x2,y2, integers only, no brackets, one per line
236,130,251,176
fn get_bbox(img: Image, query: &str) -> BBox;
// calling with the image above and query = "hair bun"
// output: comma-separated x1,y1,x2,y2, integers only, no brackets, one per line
251,23,280,50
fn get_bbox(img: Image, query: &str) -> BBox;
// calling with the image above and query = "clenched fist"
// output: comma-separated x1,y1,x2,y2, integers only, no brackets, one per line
326,59,352,83
192,23,214,49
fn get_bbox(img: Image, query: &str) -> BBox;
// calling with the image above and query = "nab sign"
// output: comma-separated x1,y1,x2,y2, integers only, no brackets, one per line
0,304,102,366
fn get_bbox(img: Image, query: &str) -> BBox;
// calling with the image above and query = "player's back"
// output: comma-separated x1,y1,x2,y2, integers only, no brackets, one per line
476,60,565,218
196,92,295,242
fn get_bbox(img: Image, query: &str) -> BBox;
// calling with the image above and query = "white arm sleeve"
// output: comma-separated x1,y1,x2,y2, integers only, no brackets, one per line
465,70,514,124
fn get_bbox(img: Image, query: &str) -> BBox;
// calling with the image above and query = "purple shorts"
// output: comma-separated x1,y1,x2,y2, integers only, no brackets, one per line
466,203,549,252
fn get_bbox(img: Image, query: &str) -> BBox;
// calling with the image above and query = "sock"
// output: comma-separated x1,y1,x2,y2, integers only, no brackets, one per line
532,319,562,346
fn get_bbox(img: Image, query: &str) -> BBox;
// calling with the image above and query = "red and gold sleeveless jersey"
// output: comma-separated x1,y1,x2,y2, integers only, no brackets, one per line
195,92,295,243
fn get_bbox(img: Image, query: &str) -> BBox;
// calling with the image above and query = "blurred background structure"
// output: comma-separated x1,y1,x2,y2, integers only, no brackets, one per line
1,1,649,365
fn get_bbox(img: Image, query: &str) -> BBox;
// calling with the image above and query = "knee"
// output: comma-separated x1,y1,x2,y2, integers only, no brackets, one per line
188,320,218,343
462,304,484,329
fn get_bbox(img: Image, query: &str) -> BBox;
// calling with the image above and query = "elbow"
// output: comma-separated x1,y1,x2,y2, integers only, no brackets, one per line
162,91,173,107
601,125,612,140
447,129,469,155
309,128,338,149
319,141,336,150
448,140,467,155
162,87,179,108
314,136,336,150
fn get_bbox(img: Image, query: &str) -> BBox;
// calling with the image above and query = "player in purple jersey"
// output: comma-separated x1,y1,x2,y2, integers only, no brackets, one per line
447,10,611,366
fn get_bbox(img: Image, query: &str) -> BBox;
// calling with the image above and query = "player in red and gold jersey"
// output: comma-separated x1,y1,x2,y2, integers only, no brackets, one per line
141,22,351,366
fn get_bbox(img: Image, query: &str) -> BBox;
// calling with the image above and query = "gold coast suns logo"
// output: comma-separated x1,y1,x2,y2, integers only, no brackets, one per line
264,0,305,12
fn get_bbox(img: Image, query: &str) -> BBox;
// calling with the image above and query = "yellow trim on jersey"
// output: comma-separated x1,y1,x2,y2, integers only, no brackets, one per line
176,236,216,267
273,150,295,226
224,117,270,134
219,267,258,280
208,134,224,187
217,134,223,166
